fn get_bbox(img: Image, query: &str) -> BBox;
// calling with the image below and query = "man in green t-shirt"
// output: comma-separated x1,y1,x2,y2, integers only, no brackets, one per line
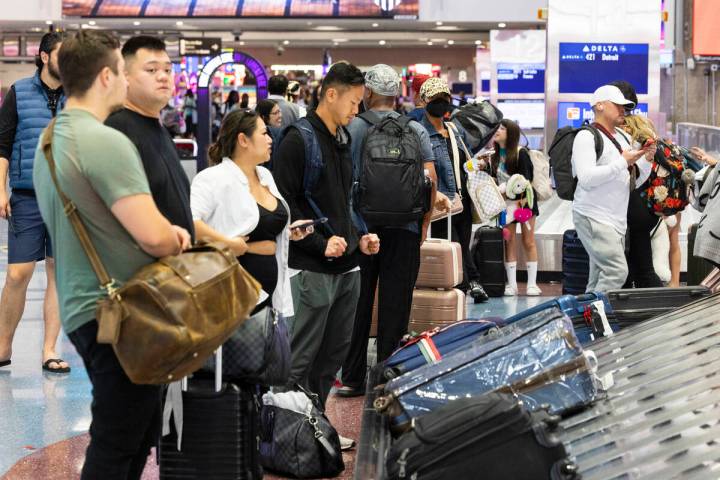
33,31,190,479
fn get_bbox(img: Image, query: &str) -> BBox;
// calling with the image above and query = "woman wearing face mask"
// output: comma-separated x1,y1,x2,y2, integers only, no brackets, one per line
418,77,489,303
487,119,541,296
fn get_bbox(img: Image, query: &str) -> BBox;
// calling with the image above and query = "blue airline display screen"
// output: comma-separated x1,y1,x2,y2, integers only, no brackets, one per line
559,43,649,94
497,63,545,94
557,102,649,129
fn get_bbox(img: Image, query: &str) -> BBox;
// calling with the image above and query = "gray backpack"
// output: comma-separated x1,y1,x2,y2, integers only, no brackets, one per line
354,112,429,227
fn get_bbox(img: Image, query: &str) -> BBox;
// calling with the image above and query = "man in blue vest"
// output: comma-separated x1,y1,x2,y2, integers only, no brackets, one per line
0,32,69,373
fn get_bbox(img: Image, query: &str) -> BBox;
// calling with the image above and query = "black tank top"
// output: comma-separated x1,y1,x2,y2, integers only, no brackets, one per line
239,201,288,309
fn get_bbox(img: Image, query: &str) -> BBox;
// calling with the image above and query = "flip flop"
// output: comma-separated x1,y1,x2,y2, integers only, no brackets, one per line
0,359,10,368
42,358,71,374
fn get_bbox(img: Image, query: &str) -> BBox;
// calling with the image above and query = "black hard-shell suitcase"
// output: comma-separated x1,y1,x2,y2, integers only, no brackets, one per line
687,223,714,285
159,350,262,479
605,286,711,327
472,226,505,297
385,393,578,480
562,230,589,295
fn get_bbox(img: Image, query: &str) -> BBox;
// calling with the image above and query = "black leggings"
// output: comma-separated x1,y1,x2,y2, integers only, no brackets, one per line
624,190,663,288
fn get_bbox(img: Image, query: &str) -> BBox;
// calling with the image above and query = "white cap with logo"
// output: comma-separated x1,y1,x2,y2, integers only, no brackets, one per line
591,85,636,109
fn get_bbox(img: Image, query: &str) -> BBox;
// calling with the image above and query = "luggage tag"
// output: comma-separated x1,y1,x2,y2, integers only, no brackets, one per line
584,350,615,391
592,300,614,337
162,348,222,451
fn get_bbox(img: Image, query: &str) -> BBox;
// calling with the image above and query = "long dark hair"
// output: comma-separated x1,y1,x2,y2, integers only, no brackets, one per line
225,90,240,109
491,118,521,176
207,109,259,166
256,99,277,125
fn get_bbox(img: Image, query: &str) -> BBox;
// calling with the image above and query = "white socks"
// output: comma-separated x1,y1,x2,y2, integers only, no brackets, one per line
505,262,517,291
527,261,538,288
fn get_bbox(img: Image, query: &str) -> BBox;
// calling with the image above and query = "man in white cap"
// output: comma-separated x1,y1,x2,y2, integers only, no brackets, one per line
571,84,649,291
337,64,437,397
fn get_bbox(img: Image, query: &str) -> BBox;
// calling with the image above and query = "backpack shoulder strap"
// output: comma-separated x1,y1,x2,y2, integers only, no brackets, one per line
292,118,335,235
358,110,380,126
396,114,412,129
581,125,604,161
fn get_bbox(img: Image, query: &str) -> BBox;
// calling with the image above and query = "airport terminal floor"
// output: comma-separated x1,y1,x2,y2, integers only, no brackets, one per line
3,0,720,478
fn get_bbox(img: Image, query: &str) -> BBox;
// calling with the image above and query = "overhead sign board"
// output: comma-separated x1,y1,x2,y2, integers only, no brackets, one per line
558,42,649,94
497,63,545,94
63,0,418,18
180,38,222,56
557,101,649,129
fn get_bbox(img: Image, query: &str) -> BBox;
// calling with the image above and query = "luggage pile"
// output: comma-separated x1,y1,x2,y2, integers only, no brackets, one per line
357,287,718,480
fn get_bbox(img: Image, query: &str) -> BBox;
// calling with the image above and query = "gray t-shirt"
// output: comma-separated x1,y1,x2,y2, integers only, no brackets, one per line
34,109,153,334
347,109,435,233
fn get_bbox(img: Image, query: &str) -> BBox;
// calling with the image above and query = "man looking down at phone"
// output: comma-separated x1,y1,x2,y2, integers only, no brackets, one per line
273,62,380,450
571,84,650,292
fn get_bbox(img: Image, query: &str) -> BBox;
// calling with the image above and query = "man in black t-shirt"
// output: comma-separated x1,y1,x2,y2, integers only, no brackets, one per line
105,36,194,238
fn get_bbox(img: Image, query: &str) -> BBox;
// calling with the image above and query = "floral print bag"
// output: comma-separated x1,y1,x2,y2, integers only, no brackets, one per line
640,140,692,216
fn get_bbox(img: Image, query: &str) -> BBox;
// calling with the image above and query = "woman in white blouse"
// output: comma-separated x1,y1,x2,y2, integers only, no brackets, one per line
191,109,311,317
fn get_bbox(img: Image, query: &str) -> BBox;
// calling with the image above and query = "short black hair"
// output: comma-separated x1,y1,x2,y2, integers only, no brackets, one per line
121,35,166,58
268,75,289,96
608,80,639,110
319,62,364,99
35,32,64,69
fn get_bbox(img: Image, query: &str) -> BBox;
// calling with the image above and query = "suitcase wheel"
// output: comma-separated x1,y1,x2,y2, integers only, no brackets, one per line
374,395,392,413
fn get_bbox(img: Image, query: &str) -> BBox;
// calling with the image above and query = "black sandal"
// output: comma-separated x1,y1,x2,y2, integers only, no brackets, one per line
0,359,10,368
42,358,71,374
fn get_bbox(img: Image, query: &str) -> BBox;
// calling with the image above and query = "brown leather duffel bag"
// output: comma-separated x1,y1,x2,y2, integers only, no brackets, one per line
42,121,261,384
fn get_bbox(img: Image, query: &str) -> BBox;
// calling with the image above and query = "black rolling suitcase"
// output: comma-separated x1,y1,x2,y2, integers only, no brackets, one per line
159,349,262,480
385,393,578,480
472,226,505,297
687,223,714,285
562,230,589,295
605,286,711,327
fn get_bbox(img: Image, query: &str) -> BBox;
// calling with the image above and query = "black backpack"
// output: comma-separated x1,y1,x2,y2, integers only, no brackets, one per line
354,111,429,227
548,125,603,201
450,100,504,150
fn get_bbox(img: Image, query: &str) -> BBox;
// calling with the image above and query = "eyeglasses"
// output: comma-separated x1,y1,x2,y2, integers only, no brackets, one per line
270,110,282,117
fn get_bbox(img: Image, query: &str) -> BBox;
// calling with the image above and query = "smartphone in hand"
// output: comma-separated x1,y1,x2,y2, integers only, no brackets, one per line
292,217,328,230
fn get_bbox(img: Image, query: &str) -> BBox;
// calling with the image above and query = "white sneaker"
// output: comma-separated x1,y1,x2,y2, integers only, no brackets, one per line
339,435,356,451
526,285,542,296
504,285,517,297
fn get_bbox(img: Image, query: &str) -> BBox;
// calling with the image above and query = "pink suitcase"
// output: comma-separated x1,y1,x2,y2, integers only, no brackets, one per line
419,209,463,289
416,239,463,289
408,288,466,333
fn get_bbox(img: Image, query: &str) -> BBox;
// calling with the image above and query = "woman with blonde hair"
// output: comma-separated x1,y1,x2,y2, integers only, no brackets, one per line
617,111,665,288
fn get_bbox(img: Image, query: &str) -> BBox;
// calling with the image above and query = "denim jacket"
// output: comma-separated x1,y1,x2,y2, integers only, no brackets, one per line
419,114,468,200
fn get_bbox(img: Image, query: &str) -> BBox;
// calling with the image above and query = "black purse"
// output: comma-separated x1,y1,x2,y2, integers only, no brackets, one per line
203,306,291,386
259,385,345,478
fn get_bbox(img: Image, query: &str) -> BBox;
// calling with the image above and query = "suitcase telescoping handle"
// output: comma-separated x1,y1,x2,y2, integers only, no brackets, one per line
164,348,223,452
427,205,454,241
179,347,222,393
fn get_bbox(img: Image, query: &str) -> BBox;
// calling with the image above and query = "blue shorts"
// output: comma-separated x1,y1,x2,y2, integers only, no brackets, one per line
8,190,52,264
